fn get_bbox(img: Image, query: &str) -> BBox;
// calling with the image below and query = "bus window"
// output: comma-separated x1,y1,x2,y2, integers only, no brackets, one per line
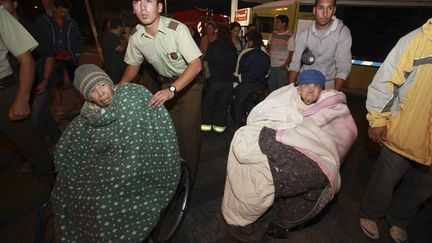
255,16,274,33
299,5,313,13
336,5,431,63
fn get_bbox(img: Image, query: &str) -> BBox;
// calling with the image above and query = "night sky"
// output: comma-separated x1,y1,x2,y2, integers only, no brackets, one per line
166,0,260,15
18,0,261,44
20,0,259,16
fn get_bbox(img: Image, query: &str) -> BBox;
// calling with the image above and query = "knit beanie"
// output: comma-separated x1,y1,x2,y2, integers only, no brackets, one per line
73,64,113,100
297,69,326,89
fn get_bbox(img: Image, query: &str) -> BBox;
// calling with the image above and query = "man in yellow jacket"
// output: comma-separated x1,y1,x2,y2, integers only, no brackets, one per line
359,19,432,242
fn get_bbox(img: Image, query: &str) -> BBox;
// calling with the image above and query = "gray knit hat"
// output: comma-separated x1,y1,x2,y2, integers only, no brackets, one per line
73,64,113,100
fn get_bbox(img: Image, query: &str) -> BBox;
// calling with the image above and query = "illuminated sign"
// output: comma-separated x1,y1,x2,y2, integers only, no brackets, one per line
235,9,248,21
234,8,251,26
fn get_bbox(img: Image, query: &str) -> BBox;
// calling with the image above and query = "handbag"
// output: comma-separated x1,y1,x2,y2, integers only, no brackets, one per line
301,29,315,65
301,48,315,65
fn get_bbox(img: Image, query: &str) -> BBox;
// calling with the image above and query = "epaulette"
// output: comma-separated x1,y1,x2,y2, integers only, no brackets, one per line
167,20,179,31
130,26,138,36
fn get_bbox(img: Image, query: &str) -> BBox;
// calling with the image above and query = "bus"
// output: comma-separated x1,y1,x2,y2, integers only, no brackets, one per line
173,8,230,35
247,0,432,90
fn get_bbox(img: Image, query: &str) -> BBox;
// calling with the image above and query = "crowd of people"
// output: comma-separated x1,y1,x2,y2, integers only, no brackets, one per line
0,0,431,242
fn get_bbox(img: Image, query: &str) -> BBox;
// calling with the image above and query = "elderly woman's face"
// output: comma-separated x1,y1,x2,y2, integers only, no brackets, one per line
90,82,114,108
298,83,322,105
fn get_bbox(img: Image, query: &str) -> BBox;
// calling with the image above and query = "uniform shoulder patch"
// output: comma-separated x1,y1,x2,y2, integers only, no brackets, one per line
167,21,179,31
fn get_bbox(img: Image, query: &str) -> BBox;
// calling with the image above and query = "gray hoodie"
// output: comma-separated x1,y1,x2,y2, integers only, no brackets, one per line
289,17,352,89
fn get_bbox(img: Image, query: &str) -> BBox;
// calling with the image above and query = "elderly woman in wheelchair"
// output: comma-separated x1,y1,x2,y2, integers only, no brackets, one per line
51,64,184,242
222,70,358,242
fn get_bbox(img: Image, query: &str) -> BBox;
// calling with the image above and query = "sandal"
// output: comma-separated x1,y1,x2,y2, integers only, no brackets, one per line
360,218,379,240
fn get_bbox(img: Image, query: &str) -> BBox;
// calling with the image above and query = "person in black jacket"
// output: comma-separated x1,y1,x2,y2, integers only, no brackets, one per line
201,25,238,133
101,18,128,84
31,0,82,145
232,30,270,128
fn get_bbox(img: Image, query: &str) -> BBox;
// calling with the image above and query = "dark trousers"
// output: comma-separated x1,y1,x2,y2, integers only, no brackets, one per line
0,83,54,178
105,64,126,84
360,146,432,228
232,82,260,127
55,59,76,86
202,81,233,127
268,66,287,92
31,58,62,144
163,81,203,184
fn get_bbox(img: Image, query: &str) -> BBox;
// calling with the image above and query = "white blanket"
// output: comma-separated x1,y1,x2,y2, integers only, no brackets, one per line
222,84,357,226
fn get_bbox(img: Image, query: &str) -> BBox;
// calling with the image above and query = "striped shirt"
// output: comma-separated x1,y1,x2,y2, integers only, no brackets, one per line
268,31,294,67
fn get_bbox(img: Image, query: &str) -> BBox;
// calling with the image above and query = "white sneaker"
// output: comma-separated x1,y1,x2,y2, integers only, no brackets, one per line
360,218,379,240
389,225,408,243
201,124,211,132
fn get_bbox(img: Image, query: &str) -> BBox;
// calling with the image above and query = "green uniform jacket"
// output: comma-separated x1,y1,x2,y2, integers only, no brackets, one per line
52,83,180,242
0,6,38,79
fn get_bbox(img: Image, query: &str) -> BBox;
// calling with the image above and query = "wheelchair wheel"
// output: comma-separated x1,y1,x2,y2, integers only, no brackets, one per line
150,163,191,243
34,199,55,243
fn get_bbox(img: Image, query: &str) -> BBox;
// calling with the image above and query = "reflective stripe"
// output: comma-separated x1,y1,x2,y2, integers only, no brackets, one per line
212,125,226,133
201,124,212,132
413,56,432,66
351,59,382,67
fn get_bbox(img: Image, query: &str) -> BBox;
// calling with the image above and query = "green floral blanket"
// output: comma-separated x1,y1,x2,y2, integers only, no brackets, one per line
52,83,180,242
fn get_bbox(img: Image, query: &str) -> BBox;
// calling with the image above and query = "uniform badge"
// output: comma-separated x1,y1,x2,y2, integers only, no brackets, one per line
170,52,178,60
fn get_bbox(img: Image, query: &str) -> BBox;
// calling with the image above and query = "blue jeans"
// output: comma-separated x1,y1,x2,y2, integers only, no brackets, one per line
268,67,288,92
360,146,432,228
31,58,61,144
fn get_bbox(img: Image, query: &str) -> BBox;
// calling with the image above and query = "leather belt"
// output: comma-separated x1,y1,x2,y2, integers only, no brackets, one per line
0,74,16,90
158,74,205,84
158,75,178,83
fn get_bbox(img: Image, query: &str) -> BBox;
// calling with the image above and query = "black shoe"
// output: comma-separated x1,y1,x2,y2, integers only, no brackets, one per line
266,223,290,239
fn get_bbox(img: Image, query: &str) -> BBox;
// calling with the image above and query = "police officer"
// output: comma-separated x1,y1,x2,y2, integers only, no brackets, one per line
0,5,54,185
120,0,203,183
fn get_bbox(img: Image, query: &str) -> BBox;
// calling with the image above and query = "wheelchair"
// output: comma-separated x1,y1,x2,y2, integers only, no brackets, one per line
35,163,191,243
148,163,191,242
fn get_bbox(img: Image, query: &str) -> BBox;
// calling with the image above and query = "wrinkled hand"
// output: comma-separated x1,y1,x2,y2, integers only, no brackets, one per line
148,88,175,108
34,81,48,94
368,126,387,144
8,99,31,121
